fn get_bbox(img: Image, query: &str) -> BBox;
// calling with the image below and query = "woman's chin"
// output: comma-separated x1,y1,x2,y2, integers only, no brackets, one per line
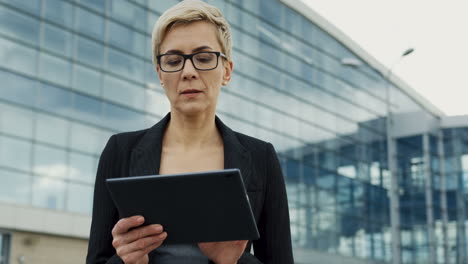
174,104,212,116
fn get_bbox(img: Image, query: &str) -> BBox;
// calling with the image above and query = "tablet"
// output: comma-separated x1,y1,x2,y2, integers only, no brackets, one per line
106,169,260,244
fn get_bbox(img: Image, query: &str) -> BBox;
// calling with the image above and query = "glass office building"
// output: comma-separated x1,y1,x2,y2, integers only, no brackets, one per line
0,0,467,263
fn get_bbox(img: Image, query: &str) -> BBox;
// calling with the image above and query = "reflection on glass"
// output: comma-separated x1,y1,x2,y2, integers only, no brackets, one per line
103,102,146,131
35,113,68,147
107,48,144,81
103,75,145,110
0,169,31,204
0,136,32,171
69,152,96,184
75,7,104,40
0,102,34,138
37,83,73,114
39,53,71,86
44,0,74,28
67,183,93,215
72,93,102,125
0,6,39,43
70,123,109,155
109,0,146,29
76,37,104,67
77,0,106,12
73,64,102,96
33,144,67,179
32,176,65,210
108,21,146,57
0,38,37,75
42,24,72,57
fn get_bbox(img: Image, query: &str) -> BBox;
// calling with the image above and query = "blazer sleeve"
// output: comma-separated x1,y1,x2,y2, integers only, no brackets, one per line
253,143,294,263
86,135,124,264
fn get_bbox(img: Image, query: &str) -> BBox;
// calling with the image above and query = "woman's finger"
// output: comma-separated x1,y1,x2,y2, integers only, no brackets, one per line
117,232,167,257
112,216,145,237
118,224,164,246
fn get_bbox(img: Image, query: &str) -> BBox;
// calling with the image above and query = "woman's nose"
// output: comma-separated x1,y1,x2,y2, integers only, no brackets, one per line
181,58,198,80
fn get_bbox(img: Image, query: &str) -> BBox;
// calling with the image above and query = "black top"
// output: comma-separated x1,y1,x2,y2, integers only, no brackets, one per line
86,113,294,264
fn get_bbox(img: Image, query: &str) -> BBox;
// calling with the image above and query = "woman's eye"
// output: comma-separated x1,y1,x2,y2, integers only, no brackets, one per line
166,59,182,65
195,56,214,63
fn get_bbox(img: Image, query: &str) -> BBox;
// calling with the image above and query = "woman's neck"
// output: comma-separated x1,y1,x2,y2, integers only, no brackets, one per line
163,110,222,150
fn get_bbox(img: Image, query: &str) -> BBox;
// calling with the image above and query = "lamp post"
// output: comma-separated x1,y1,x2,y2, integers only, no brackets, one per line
385,47,414,264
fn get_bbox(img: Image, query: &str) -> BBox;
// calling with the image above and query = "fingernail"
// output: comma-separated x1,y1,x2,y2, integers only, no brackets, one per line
137,216,144,223
155,225,163,232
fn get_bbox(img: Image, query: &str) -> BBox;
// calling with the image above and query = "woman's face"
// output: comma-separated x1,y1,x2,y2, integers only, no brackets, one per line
157,21,233,116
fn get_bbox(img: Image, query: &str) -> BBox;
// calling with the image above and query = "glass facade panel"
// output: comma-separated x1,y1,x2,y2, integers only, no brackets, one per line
0,169,30,204
43,0,74,28
0,1,467,263
0,136,32,172
42,23,73,57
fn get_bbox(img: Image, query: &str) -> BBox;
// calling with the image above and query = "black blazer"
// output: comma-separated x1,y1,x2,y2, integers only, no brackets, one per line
86,113,294,264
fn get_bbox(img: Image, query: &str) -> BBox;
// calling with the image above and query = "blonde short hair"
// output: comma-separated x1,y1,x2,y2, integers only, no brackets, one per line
151,0,232,65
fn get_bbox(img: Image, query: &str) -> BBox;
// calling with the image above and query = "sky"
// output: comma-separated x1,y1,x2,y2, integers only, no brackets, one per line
301,0,468,116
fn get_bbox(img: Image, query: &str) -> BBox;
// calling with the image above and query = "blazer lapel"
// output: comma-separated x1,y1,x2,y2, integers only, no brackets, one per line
129,113,170,176
129,113,254,190
216,117,254,190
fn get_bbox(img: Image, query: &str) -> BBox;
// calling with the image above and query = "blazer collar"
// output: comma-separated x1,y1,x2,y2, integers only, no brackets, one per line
129,113,253,188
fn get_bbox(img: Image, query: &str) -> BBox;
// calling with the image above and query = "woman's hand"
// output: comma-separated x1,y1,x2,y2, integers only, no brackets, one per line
111,215,167,264
198,240,248,264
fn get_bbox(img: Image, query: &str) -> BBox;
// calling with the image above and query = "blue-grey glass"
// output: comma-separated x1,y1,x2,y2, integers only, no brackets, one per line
2,0,41,15
33,144,67,179
107,48,144,81
0,135,32,171
77,0,106,12
103,102,146,131
37,83,73,114
144,89,170,116
259,0,283,27
75,36,104,67
73,64,102,96
146,11,159,35
31,176,66,210
70,123,109,155
67,182,93,215
145,61,159,84
282,6,302,37
107,21,146,57
0,169,31,204
43,0,73,28
39,53,71,87
148,0,179,14
0,6,39,43
75,7,104,40
69,152,96,184
109,0,146,30
103,75,145,110
0,37,37,76
0,70,36,107
0,102,34,139
42,23,73,57
71,93,103,125
35,113,68,147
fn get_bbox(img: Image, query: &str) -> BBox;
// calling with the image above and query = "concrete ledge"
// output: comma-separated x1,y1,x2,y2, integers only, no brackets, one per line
294,247,388,264
0,202,91,239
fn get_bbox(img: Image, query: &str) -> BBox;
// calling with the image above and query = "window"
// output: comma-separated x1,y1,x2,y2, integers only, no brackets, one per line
0,38,37,75
107,48,144,81
33,144,67,179
75,8,104,40
44,0,73,28
0,232,11,264
108,21,146,57
32,176,66,210
75,36,104,67
37,83,73,114
73,64,102,96
0,6,39,43
39,53,71,86
109,0,146,30
42,23,73,57
0,102,34,139
35,113,68,147
103,75,145,110
69,152,96,184
0,169,31,205
0,136,32,172
67,182,93,215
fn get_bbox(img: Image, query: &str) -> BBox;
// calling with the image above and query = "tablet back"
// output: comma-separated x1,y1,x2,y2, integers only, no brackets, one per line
106,169,259,244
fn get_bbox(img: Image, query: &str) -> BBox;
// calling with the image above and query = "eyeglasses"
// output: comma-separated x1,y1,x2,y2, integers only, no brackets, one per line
157,51,226,72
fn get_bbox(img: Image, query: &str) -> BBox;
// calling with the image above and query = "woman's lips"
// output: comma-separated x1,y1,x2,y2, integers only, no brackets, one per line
181,89,202,98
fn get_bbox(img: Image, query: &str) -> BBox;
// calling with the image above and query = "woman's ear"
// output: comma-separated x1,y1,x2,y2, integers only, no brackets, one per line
156,64,164,86
222,60,234,86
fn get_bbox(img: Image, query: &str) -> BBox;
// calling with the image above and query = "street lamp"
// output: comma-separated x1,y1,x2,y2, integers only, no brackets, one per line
385,47,414,264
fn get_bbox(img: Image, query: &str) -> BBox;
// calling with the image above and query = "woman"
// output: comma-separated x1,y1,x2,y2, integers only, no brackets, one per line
86,1,293,263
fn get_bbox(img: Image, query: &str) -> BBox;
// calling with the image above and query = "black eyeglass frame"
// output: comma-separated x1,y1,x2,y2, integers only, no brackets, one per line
157,51,227,73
